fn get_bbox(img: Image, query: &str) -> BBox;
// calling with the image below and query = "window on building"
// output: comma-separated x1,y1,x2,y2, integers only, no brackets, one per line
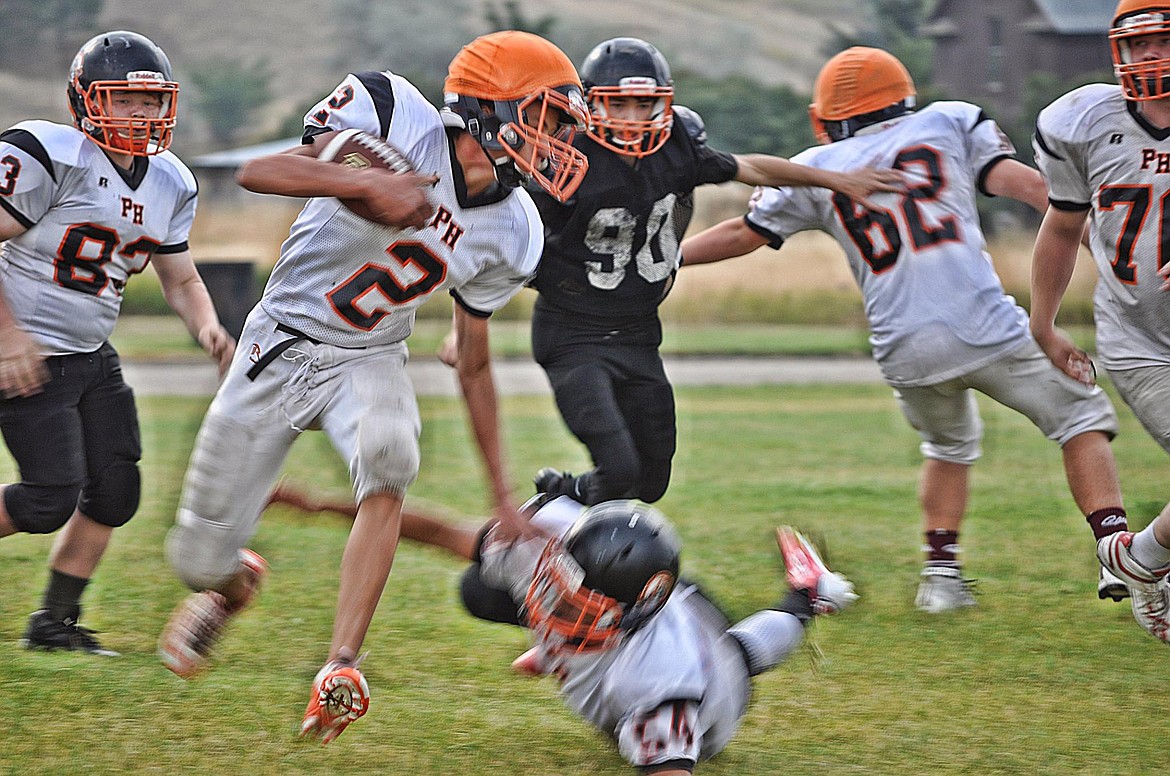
988,16,1004,92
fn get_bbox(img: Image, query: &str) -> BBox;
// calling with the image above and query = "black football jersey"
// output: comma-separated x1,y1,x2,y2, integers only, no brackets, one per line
530,108,737,327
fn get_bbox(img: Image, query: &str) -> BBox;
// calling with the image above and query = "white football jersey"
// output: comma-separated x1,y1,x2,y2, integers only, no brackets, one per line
746,102,1030,387
0,120,197,354
1035,84,1170,371
479,496,750,769
259,71,542,347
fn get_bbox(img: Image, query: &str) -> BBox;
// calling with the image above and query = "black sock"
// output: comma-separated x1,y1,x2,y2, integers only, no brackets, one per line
42,569,89,623
775,588,814,626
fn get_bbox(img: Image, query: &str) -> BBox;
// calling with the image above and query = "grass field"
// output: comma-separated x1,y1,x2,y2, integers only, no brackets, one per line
1,383,1167,774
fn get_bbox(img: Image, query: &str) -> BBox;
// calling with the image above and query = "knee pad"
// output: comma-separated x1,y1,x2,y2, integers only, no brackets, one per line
4,483,81,534
460,565,522,625
79,459,140,528
166,518,248,591
351,410,420,502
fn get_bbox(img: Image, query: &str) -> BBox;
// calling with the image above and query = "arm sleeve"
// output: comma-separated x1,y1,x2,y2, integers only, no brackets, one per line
1033,101,1092,209
674,106,739,186
301,71,395,141
962,108,1019,197
0,131,58,227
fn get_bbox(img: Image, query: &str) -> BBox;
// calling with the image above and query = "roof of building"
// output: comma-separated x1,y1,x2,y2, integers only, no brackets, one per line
924,0,1114,36
189,137,300,169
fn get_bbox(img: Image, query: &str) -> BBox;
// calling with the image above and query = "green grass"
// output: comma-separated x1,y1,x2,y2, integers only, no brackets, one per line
1,385,1165,774
111,315,1097,361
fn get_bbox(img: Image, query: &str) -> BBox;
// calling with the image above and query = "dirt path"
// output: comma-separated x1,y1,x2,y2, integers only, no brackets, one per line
123,355,883,398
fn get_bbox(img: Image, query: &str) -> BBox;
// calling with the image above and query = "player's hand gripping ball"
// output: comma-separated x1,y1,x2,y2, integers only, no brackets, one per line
316,128,424,223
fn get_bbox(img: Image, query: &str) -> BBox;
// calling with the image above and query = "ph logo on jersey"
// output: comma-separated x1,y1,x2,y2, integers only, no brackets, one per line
1140,149,1170,174
120,196,144,225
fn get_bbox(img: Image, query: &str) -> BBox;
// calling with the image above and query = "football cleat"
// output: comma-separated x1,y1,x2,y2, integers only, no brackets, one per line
1098,532,1170,643
158,549,267,678
301,661,371,745
914,565,977,614
1098,565,1131,602
20,610,120,656
775,527,857,615
534,467,568,495
511,645,551,677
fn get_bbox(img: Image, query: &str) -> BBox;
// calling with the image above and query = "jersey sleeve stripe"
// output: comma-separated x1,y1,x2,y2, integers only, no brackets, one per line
1032,126,1065,162
1048,197,1091,212
0,194,34,229
450,289,492,318
302,125,330,144
976,154,1015,197
743,215,785,249
0,128,56,182
354,71,397,140
155,241,190,254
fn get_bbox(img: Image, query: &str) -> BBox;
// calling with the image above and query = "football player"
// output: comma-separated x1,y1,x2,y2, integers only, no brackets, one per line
1031,0,1170,643
522,37,902,507
0,31,233,655
266,482,857,775
157,31,591,744
681,47,1131,613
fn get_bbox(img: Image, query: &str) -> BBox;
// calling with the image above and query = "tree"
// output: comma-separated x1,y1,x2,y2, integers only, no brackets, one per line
672,71,817,159
483,0,557,36
190,59,273,147
0,0,103,74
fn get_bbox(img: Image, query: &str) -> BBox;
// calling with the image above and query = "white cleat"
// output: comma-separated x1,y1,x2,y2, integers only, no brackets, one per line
914,566,977,614
1098,532,1170,643
775,527,858,615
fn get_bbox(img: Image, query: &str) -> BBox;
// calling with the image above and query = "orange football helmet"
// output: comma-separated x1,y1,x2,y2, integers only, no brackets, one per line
1111,0,1170,101
809,46,916,144
67,31,179,156
444,31,590,202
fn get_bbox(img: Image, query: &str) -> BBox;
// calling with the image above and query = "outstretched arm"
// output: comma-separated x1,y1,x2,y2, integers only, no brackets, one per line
267,479,481,560
1029,205,1095,384
680,216,770,267
732,154,903,209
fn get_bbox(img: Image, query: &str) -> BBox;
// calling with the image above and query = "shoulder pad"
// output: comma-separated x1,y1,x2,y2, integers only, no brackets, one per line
672,105,707,144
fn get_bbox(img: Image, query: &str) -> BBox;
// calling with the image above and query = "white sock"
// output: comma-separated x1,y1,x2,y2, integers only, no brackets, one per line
1130,526,1170,573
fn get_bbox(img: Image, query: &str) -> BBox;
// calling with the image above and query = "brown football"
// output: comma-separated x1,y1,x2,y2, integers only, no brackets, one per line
315,128,415,222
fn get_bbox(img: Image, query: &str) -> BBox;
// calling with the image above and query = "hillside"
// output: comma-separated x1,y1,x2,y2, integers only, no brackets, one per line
0,0,863,150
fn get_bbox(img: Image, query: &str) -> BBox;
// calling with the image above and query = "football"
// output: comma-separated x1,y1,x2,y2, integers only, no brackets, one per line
315,128,415,222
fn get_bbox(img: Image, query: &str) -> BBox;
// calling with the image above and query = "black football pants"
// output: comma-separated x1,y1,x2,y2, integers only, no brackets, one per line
532,319,676,505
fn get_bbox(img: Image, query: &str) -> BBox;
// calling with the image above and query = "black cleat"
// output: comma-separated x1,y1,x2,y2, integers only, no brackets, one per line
534,467,569,495
20,609,120,656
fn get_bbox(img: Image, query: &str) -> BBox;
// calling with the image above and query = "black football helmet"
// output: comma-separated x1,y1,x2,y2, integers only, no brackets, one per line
67,31,179,156
524,500,681,654
580,37,674,158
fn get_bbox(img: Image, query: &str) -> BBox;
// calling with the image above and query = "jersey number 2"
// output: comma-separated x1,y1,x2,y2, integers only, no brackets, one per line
832,145,960,272
326,241,447,330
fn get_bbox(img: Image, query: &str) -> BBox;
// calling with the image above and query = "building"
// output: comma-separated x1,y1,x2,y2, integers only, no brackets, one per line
923,0,1114,127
